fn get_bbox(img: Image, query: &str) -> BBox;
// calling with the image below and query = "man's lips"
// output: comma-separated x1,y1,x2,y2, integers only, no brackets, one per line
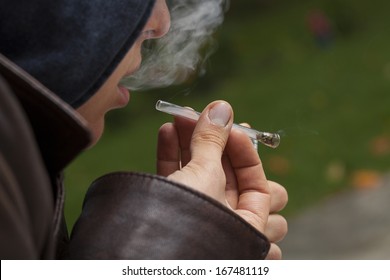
117,85,130,106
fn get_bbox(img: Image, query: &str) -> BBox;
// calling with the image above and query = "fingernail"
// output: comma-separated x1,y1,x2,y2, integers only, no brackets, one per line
208,102,231,127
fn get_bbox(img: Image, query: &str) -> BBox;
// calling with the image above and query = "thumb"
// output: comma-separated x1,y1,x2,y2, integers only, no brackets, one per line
190,101,233,163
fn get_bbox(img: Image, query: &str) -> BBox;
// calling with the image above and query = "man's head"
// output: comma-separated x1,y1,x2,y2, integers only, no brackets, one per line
76,0,171,143
0,0,170,143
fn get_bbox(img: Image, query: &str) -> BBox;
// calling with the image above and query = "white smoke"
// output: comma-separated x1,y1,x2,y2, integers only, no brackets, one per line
121,0,229,91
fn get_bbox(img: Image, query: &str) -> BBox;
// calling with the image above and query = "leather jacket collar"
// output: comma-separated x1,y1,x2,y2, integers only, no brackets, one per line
0,53,92,174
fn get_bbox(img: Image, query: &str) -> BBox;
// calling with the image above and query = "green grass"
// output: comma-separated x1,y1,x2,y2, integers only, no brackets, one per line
64,0,390,229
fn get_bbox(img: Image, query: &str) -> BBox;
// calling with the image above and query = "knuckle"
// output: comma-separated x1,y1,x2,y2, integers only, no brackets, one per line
269,181,289,211
266,244,282,260
236,209,268,232
193,130,226,149
268,215,288,242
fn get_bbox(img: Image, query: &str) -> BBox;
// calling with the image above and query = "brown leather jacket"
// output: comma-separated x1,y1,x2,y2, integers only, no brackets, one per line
0,54,270,259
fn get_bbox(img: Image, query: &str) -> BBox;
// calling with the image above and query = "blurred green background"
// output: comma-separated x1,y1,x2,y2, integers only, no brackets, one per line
65,0,390,229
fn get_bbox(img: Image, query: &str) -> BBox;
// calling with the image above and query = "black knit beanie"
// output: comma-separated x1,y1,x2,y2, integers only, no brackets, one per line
0,0,156,107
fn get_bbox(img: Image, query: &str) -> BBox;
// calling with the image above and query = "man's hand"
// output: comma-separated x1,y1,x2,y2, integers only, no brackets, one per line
157,101,288,259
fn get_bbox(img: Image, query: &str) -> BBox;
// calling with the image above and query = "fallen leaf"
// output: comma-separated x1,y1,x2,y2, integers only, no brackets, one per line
267,155,291,176
350,170,382,189
370,135,390,156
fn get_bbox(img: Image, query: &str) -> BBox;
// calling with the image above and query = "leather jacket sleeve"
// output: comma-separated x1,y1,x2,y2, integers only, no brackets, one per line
68,172,270,259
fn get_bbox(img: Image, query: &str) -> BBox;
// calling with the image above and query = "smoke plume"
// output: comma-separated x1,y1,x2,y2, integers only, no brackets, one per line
121,0,229,91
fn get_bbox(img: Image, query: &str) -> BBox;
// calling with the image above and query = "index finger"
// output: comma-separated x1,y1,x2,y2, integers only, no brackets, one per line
173,115,196,167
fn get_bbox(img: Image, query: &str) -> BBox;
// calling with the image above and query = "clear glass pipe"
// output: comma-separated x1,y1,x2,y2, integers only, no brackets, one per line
156,100,280,149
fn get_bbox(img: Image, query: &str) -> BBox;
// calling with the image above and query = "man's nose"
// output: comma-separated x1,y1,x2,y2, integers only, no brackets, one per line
144,0,171,39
